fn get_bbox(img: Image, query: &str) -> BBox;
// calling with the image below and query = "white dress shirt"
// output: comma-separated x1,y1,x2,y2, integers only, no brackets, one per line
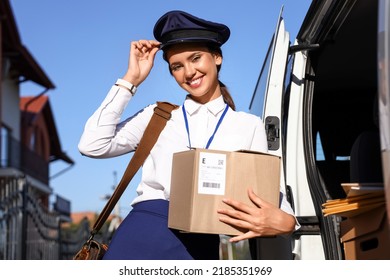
78,85,295,216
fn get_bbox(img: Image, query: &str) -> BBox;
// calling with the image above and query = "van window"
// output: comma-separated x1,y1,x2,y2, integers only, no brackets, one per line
315,132,325,161
249,42,273,117
307,0,379,201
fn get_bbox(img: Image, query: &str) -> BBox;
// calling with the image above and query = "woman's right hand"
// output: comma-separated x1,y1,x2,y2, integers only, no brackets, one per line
122,40,161,87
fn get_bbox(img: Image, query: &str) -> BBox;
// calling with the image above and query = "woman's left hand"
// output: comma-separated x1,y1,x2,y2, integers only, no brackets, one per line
217,188,296,242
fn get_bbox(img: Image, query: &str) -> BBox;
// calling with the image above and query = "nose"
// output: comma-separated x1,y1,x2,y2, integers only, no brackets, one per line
184,64,196,79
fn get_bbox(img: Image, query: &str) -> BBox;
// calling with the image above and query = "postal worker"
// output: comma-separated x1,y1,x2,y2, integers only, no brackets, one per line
78,10,297,260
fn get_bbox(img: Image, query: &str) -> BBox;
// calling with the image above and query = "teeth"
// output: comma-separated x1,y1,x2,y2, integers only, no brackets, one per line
190,77,201,85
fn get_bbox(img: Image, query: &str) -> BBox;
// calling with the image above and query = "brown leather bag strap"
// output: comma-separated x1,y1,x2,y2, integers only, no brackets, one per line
91,101,179,235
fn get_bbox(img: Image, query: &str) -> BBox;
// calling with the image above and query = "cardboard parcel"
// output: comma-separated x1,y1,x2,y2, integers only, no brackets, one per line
168,148,280,236
322,183,389,259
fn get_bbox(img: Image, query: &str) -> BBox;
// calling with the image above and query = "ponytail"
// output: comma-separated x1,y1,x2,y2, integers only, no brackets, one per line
219,81,236,111
208,44,236,111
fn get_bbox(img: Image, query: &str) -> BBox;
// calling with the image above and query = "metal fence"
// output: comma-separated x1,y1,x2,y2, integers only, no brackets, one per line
0,175,92,260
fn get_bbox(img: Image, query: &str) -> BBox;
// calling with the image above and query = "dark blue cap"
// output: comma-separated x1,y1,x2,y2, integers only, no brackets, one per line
153,10,230,49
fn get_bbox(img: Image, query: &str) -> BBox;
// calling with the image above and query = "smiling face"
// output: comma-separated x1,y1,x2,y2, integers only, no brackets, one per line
165,43,222,104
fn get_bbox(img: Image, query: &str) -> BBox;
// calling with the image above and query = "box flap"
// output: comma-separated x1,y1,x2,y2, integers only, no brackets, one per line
340,206,386,243
235,149,281,158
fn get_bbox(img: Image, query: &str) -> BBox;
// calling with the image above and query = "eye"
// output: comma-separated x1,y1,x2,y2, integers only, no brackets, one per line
170,64,182,72
192,55,201,62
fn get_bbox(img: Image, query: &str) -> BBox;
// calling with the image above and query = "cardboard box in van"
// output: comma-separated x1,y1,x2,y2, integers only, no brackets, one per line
168,148,280,236
340,206,390,259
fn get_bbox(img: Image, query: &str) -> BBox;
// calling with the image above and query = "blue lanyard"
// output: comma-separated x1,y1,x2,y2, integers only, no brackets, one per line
182,103,229,149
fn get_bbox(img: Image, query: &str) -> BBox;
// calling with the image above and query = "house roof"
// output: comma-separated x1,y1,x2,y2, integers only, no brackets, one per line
70,211,118,225
1,0,55,89
20,95,74,164
71,211,99,225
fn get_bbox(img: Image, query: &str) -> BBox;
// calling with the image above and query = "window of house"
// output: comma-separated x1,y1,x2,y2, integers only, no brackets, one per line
1,125,11,167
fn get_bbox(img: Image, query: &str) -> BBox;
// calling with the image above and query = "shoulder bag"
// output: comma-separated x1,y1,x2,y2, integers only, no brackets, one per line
73,101,178,260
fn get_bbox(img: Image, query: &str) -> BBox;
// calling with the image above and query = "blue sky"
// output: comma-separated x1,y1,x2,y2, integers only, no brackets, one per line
10,0,312,216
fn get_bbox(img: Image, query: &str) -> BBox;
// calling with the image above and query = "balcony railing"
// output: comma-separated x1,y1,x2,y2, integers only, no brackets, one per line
1,135,48,184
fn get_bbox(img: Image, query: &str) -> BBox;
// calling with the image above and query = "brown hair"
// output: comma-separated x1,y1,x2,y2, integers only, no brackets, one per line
163,43,236,111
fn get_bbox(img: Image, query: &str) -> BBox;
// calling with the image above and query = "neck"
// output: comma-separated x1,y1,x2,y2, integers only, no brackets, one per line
190,85,222,104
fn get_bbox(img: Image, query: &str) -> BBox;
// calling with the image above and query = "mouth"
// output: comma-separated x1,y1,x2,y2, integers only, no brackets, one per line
187,76,203,88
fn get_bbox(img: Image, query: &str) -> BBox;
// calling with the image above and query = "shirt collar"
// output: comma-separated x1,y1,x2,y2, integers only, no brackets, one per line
184,95,227,116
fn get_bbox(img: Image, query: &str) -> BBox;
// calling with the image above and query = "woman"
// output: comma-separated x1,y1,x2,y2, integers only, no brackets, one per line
78,10,296,260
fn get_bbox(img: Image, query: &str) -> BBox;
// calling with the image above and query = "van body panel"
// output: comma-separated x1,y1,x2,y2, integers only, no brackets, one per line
378,0,390,224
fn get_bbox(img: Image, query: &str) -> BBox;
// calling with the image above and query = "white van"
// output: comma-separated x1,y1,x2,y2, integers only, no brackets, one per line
249,0,390,259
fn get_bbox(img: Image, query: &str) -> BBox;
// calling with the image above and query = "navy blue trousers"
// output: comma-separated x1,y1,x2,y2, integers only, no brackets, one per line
103,199,220,260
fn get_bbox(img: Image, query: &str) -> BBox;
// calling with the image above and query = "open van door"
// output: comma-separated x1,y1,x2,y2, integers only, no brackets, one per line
249,5,328,260
248,7,296,260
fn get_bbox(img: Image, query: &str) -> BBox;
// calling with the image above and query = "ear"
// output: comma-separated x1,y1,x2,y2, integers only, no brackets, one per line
214,53,222,66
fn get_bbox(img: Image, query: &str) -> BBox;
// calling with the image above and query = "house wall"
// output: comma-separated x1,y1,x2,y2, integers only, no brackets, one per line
1,68,20,140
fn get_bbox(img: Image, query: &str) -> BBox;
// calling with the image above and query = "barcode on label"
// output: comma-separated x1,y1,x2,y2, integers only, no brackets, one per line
203,182,221,189
198,152,226,195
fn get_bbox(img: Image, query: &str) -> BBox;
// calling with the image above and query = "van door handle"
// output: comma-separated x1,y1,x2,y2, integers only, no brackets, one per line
265,116,280,150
